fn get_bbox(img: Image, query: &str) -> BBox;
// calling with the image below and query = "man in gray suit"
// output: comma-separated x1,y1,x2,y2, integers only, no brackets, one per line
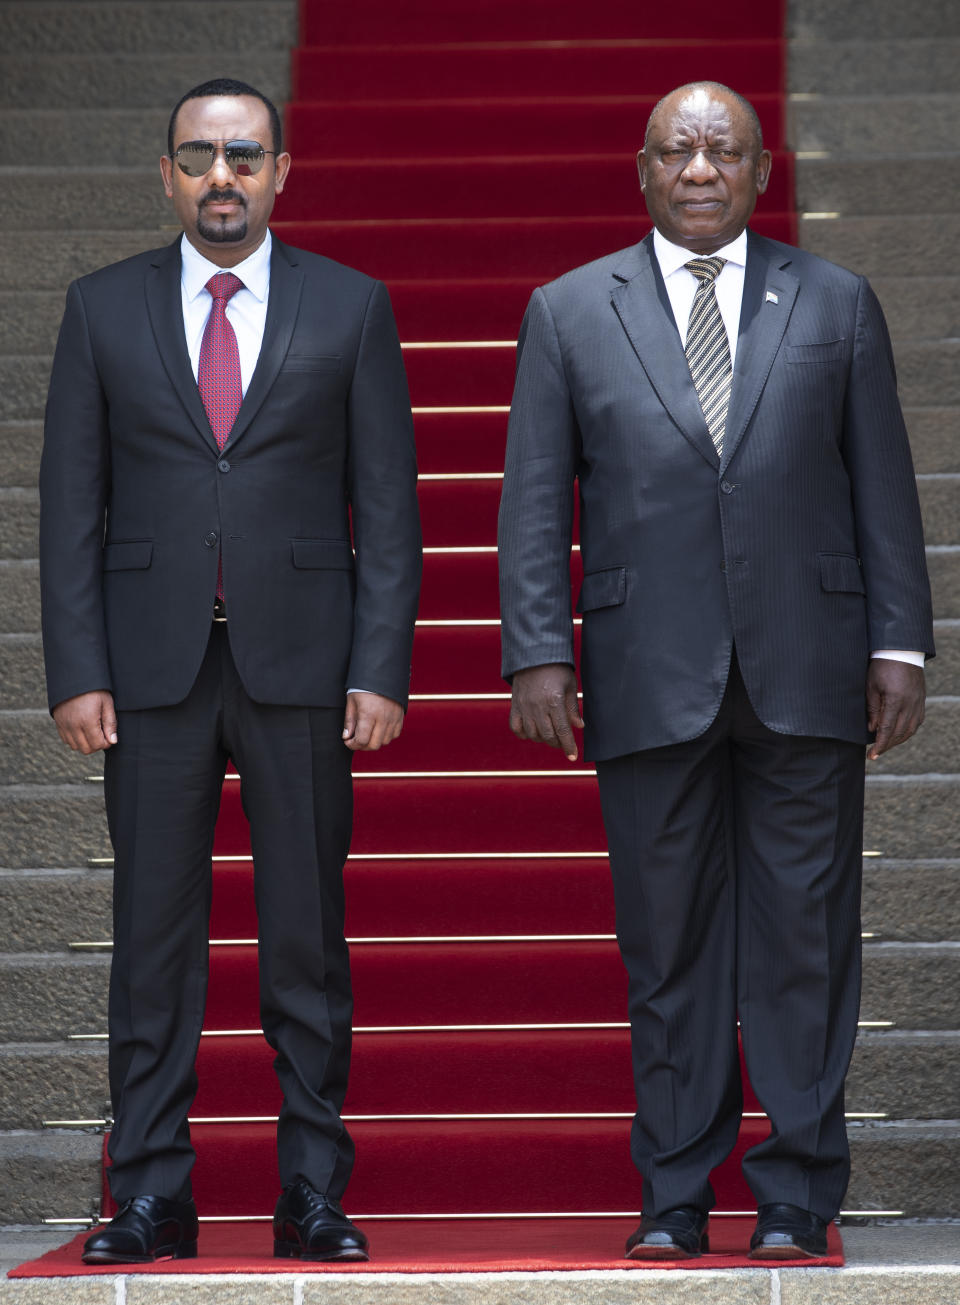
498,82,933,1260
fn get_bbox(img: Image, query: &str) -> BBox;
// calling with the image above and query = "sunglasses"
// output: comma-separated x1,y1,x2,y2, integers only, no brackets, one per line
172,140,276,177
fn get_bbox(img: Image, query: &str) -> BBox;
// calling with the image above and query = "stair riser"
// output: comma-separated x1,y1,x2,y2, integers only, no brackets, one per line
4,1029,958,1130
797,159,955,215
798,216,960,278
3,624,960,710
4,697,960,783
789,95,960,155
0,942,955,1042
0,3,296,55
788,0,960,39
0,51,291,109
789,39,960,93
3,854,957,952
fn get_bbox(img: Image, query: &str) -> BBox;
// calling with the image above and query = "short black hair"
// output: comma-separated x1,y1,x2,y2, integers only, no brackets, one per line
644,82,763,153
167,78,283,157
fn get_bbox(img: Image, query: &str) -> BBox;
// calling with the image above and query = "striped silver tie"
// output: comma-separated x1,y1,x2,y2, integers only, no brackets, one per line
684,257,731,457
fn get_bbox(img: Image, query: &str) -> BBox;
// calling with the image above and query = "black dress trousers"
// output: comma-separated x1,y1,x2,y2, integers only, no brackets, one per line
103,622,354,1203
595,652,865,1221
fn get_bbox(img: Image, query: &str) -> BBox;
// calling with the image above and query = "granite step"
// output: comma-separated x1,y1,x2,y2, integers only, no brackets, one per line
905,410,958,476
787,0,960,39
797,215,960,276
870,278,960,342
3,695,959,790
1,406,954,497
796,157,956,218
0,2,296,55
0,855,955,954
789,93,960,156
789,38,960,94
0,51,291,109
0,1120,956,1230
3,1024,957,1133
2,277,958,360
0,940,956,1044
0,1230,959,1303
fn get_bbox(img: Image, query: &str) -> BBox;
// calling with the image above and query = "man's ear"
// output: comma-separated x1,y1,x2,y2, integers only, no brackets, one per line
755,149,772,196
160,154,174,199
636,149,647,192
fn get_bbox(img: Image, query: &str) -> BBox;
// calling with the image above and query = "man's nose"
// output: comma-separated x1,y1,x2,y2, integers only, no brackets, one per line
208,147,237,185
681,149,716,183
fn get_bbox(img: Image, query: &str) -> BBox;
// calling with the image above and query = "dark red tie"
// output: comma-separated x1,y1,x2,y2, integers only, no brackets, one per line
198,272,244,599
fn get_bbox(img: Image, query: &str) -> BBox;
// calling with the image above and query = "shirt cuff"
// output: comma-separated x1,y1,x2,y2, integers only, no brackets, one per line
870,650,926,667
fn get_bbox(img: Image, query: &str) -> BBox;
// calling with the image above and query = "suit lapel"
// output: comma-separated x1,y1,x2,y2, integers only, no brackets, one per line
610,236,720,469
721,230,799,472
223,237,304,452
144,237,218,453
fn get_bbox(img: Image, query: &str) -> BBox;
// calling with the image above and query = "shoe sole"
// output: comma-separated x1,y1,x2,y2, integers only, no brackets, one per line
749,1244,824,1261
274,1241,369,1262
626,1235,708,1261
81,1240,198,1265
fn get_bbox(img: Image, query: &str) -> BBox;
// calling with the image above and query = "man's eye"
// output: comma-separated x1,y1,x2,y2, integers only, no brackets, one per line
713,150,741,162
662,149,688,161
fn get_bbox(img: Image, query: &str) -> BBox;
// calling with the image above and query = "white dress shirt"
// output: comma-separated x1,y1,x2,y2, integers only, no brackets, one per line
179,231,375,692
180,230,272,395
651,229,923,669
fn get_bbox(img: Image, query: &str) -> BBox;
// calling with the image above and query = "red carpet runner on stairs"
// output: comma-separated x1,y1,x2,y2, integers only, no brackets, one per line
15,0,847,1278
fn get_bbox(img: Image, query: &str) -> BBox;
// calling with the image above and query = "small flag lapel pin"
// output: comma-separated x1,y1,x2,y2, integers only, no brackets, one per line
765,290,779,304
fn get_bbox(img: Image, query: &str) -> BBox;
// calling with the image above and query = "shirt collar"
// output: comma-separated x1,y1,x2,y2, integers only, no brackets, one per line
653,227,748,279
180,229,272,303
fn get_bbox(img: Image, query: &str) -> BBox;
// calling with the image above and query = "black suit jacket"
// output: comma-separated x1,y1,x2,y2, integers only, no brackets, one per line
40,235,422,713
498,231,934,759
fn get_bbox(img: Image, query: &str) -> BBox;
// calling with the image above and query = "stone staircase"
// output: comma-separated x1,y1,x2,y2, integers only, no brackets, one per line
787,0,960,1240
0,0,299,1230
0,0,958,1297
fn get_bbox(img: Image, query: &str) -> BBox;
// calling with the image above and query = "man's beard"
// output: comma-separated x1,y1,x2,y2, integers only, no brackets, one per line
196,190,248,243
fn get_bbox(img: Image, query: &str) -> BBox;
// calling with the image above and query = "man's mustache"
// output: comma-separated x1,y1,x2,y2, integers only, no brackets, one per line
200,189,247,209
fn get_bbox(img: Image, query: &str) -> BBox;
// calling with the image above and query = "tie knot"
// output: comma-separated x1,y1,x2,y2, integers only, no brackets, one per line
205,272,244,305
685,257,726,286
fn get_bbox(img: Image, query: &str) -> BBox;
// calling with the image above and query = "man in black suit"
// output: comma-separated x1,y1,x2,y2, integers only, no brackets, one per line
40,79,421,1264
498,82,933,1259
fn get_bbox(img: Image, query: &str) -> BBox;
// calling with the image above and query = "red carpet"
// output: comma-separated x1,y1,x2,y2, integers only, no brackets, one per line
12,1218,843,1276
14,0,844,1281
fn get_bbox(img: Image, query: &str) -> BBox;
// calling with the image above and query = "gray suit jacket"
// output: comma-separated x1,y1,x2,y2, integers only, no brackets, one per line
498,230,934,760
40,235,422,713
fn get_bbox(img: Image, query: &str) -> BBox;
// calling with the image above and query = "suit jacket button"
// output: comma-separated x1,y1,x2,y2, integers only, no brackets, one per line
720,480,735,494
218,459,230,473
204,531,218,547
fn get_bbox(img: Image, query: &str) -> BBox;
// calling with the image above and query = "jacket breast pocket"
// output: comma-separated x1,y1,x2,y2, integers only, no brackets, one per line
576,566,626,613
785,340,846,364
291,538,355,571
819,552,865,594
102,540,153,571
281,355,341,374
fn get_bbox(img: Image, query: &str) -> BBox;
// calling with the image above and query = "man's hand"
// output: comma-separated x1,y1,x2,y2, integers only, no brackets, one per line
509,663,584,762
866,659,925,760
52,690,117,754
342,691,405,751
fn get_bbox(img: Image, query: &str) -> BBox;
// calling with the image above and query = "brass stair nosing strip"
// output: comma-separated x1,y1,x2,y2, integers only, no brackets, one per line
45,1209,906,1225
402,341,516,350
43,1110,888,1129
68,1018,895,1041
69,929,880,949
90,850,884,865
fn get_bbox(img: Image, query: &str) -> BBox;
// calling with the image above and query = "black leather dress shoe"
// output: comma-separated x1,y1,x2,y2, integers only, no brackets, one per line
81,1195,198,1264
273,1180,369,1261
749,1203,829,1259
626,1205,709,1259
